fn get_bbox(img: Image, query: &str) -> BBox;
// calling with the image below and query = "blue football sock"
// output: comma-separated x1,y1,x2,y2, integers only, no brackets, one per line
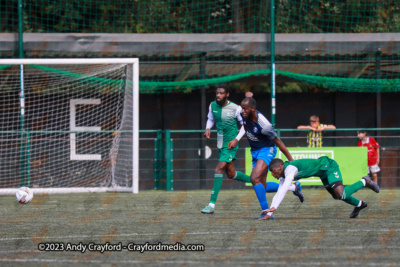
253,183,269,210
265,182,280,193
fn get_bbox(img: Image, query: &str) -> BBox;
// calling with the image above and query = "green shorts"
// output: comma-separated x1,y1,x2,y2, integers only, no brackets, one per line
218,145,238,163
320,159,343,188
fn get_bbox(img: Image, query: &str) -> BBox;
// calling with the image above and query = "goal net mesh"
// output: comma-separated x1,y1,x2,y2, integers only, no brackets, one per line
0,63,133,190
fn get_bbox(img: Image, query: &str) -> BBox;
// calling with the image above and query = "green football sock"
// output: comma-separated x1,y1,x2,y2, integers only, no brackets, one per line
341,180,364,206
210,173,223,204
233,171,251,183
343,195,361,206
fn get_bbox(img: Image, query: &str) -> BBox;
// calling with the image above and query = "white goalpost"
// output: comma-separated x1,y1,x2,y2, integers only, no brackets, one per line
0,58,139,194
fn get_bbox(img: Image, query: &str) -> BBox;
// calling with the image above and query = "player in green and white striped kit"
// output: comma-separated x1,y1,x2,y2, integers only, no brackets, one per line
201,84,303,214
264,156,380,219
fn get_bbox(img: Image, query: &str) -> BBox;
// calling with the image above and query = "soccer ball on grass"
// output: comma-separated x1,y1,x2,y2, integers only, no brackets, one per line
15,187,33,204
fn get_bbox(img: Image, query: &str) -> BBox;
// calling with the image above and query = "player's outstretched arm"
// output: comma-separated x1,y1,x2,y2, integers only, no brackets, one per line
268,176,293,211
273,137,294,161
264,166,297,214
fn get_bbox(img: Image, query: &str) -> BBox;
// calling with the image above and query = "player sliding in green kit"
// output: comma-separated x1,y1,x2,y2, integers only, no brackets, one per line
201,84,303,214
264,156,380,219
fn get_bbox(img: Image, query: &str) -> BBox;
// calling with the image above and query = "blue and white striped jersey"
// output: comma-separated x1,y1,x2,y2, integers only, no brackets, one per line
241,111,277,150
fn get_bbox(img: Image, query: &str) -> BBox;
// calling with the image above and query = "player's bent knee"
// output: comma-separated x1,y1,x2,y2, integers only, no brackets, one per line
225,168,235,179
226,173,235,179
328,192,341,200
333,190,342,200
329,182,344,200
250,176,260,185
326,187,340,200
329,192,341,200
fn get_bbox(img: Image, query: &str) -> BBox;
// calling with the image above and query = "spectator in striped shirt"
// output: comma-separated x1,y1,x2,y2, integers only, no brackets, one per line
297,115,336,147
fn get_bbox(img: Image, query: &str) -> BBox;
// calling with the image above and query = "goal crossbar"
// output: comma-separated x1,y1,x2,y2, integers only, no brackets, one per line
0,58,139,65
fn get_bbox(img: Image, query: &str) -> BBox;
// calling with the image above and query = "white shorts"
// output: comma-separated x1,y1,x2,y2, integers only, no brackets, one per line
368,164,380,174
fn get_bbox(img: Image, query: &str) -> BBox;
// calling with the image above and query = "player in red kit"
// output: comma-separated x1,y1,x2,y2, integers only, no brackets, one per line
357,131,380,183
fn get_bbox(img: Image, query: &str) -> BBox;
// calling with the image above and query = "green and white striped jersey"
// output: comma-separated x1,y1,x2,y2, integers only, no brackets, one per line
208,101,242,149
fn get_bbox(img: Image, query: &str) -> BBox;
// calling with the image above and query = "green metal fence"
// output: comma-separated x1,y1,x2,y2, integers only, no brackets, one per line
3,128,398,190
151,128,400,191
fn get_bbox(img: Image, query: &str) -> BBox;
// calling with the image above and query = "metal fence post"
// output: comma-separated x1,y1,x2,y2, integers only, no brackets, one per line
154,129,163,189
166,130,174,191
270,0,276,128
200,53,207,189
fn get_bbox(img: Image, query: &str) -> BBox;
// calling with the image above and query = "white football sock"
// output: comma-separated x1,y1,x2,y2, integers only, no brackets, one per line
288,184,295,192
209,203,215,208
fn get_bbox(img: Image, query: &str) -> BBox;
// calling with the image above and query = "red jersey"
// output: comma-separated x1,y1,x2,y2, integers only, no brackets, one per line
357,137,380,166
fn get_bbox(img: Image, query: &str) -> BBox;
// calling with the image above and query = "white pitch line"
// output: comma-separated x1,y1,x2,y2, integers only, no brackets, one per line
0,258,398,266
2,245,400,253
206,245,400,250
0,258,103,263
0,228,399,241
76,208,109,210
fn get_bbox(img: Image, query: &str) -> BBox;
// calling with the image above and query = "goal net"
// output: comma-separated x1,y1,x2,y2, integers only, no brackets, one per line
0,58,139,194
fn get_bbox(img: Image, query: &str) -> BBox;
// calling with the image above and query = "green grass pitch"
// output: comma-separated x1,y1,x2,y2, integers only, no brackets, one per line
0,188,399,266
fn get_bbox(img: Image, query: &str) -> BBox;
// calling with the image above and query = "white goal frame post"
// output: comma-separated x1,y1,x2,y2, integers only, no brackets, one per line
0,58,139,194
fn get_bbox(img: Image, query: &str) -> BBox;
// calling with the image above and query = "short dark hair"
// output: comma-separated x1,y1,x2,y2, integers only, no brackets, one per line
310,115,319,122
269,158,284,171
217,84,229,94
242,97,256,108
357,130,369,135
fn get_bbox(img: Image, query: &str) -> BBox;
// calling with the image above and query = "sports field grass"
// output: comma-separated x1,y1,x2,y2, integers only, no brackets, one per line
1,188,399,266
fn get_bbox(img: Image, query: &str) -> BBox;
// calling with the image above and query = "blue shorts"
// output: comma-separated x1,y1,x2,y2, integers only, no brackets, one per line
251,146,277,168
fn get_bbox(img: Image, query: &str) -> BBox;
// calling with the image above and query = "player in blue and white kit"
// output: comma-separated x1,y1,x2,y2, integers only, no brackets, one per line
240,97,301,220
201,87,302,215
